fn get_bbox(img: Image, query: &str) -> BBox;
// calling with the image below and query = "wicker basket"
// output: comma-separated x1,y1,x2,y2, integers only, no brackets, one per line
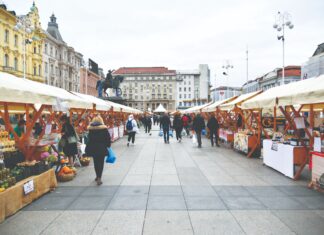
80,158,90,166
57,173,74,182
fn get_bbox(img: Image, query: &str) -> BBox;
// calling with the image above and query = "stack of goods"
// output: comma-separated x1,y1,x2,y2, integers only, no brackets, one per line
17,160,49,176
80,156,91,166
0,130,24,169
55,154,77,182
0,166,16,192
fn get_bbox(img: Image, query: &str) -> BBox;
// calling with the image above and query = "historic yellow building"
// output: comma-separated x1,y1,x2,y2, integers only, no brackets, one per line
0,2,45,82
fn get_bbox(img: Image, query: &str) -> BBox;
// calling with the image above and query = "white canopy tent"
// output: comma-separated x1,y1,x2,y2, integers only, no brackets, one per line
241,75,324,109
219,91,262,111
181,102,213,114
154,104,167,113
0,72,92,109
71,92,112,111
202,96,238,113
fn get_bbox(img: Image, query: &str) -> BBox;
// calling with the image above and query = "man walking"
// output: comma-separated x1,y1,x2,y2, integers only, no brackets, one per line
173,112,183,142
193,113,205,148
160,112,171,144
126,114,138,146
207,113,220,147
146,115,152,135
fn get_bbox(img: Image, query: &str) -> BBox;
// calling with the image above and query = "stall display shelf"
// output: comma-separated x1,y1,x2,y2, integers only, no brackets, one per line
219,128,234,142
263,139,308,179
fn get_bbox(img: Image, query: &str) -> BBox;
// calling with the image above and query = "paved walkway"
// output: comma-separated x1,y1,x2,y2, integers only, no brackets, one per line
1,125,324,235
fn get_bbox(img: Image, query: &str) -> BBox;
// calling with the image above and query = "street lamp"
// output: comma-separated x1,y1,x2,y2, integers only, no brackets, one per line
222,61,234,99
273,11,294,85
14,15,35,80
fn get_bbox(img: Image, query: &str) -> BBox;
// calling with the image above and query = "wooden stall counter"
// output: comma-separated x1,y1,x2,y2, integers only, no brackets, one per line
234,133,256,155
0,169,57,223
309,151,324,191
219,128,234,143
263,139,308,180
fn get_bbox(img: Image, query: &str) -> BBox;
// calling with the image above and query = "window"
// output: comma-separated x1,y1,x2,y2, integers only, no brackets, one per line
33,65,37,76
38,65,41,76
34,47,37,54
45,44,48,54
179,94,182,99
184,87,186,92
179,87,181,92
189,87,191,92
189,94,191,98
14,35,18,47
14,58,18,70
4,54,9,67
45,62,48,73
184,94,187,98
50,46,53,56
179,102,182,106
4,29,9,43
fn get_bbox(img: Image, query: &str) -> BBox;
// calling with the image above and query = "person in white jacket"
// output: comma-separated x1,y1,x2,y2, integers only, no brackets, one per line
126,114,138,146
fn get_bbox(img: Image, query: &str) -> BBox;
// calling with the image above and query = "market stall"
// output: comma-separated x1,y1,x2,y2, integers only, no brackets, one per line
242,75,324,180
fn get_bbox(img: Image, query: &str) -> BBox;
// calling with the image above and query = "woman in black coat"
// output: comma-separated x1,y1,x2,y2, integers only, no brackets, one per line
85,116,111,185
173,113,183,142
61,115,78,166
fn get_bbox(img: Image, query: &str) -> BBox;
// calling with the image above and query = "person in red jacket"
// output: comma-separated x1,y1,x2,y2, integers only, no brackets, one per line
182,114,189,136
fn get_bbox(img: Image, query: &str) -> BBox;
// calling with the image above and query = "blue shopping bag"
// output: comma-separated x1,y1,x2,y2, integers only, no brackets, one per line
106,147,116,164
169,130,173,137
159,129,163,137
202,129,206,135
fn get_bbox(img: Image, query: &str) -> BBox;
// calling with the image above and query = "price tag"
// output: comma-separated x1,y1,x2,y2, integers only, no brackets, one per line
23,180,34,195
271,142,278,151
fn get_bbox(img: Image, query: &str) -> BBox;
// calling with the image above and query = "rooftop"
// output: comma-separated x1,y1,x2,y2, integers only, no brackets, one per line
312,42,324,57
113,67,176,75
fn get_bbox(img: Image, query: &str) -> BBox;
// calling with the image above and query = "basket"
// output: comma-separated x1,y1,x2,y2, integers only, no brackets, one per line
57,173,74,182
80,157,90,166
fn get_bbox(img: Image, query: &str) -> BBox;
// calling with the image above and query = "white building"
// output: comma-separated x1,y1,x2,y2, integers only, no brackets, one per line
242,79,260,94
43,14,83,92
211,86,241,102
302,43,324,79
176,64,210,109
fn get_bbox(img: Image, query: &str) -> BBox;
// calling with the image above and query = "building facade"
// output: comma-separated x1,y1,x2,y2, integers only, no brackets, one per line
211,86,241,101
0,2,45,82
176,64,210,109
114,67,177,111
43,14,83,91
241,78,260,94
301,43,324,79
79,67,101,97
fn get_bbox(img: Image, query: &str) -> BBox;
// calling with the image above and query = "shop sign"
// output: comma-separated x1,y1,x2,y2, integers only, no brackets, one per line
262,117,285,128
23,180,34,195
271,142,278,151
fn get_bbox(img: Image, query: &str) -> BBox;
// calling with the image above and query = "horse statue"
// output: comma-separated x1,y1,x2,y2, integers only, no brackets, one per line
96,70,124,98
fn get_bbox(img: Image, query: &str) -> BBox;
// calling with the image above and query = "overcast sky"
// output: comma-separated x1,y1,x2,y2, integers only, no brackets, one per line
5,0,324,87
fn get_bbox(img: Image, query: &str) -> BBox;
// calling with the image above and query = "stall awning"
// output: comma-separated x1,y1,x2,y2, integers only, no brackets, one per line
181,102,213,114
241,75,324,109
0,72,92,109
219,91,262,111
202,96,238,112
71,92,112,111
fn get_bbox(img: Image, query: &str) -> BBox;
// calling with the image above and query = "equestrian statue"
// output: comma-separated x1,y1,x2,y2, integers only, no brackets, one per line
96,70,124,98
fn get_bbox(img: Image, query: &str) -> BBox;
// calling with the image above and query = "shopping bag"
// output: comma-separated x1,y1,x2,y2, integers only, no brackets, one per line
106,147,116,164
169,130,173,137
202,129,206,135
159,129,163,137
192,134,197,144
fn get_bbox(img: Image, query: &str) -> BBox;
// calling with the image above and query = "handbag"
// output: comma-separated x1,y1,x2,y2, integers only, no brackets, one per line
192,134,197,144
67,136,77,144
106,147,116,164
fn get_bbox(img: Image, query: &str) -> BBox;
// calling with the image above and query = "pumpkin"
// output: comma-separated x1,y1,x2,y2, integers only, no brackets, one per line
62,166,73,174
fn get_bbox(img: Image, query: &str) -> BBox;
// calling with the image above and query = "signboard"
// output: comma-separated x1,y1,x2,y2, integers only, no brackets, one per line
261,117,285,128
23,180,34,195
88,59,99,75
271,142,278,151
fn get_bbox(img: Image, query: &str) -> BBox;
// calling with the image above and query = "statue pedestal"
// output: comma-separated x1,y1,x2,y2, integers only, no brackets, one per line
101,96,126,105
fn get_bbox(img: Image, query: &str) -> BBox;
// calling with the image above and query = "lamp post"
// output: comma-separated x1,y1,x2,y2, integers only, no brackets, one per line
222,60,234,99
14,15,35,80
273,11,294,85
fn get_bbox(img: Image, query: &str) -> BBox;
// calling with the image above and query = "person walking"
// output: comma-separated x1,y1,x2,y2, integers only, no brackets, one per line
146,116,152,135
207,113,220,147
182,114,190,136
173,113,183,142
160,112,171,144
60,115,78,166
126,114,138,146
193,113,205,148
85,116,111,186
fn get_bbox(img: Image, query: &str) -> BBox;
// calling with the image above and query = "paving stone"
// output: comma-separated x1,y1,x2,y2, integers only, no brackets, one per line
116,185,150,195
143,211,193,235
121,174,151,185
151,174,180,185
273,210,324,235
23,196,76,211
294,196,324,209
245,186,287,197
68,196,113,210
93,210,145,235
256,196,308,210
42,210,102,235
182,185,217,197
185,196,226,210
147,196,186,210
108,195,148,210
232,210,295,235
0,211,62,235
221,196,266,210
213,186,251,197
149,186,183,196
189,211,244,234
81,186,119,196
276,186,323,196
47,186,85,197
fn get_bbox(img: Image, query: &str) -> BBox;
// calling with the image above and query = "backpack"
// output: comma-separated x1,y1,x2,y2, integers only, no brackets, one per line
126,120,133,131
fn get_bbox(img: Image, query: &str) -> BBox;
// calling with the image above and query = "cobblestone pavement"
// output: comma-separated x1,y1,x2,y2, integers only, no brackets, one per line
1,125,324,235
